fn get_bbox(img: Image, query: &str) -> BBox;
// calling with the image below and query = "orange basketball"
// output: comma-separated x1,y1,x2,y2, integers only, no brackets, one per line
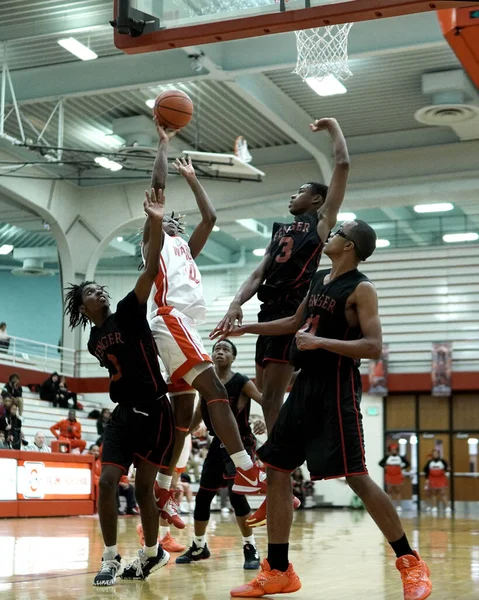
154,90,194,130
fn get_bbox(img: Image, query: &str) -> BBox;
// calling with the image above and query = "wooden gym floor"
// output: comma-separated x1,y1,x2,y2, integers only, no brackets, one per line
1,509,478,600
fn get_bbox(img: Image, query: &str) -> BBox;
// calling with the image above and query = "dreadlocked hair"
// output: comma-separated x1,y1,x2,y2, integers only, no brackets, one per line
64,281,107,330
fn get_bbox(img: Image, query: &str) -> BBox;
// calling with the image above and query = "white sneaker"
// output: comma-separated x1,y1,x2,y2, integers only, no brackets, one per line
445,507,452,516
431,507,438,516
221,507,230,514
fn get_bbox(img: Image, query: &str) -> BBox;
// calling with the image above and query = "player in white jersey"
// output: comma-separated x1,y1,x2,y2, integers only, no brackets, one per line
142,126,266,532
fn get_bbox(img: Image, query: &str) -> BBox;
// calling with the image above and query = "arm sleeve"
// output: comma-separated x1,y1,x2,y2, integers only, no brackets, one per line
441,459,449,471
401,456,410,469
50,422,60,438
74,423,82,440
424,461,430,478
379,456,387,468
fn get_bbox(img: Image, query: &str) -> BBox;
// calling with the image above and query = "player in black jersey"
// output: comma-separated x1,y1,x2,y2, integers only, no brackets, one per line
213,118,350,434
64,189,174,587
228,220,432,600
176,339,263,570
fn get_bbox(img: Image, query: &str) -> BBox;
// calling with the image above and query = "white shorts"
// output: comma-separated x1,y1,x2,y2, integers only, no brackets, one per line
151,307,213,394
176,434,192,473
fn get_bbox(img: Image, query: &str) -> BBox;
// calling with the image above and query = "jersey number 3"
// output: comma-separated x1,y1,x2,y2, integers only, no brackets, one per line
107,353,122,382
275,236,294,263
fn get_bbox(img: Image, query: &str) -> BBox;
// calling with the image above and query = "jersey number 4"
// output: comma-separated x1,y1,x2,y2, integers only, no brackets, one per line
107,353,122,382
275,236,293,263
299,315,320,336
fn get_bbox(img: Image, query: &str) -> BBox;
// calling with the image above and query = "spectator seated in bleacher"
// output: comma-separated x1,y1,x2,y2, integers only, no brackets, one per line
0,403,25,449
25,431,51,453
2,373,24,416
50,409,86,453
96,408,111,445
56,376,78,409
118,473,140,516
40,372,60,404
0,322,10,353
0,431,10,449
176,472,194,514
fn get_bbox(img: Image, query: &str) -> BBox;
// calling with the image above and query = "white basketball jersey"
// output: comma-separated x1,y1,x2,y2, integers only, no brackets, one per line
150,234,207,323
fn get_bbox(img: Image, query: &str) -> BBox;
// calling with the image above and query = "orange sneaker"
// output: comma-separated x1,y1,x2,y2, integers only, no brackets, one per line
153,482,185,529
230,559,301,597
396,552,432,600
246,495,302,528
233,464,267,495
161,532,186,553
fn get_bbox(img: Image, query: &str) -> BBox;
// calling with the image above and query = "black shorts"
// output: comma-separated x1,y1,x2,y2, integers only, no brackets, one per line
102,396,174,473
255,305,296,368
199,435,256,491
258,366,368,480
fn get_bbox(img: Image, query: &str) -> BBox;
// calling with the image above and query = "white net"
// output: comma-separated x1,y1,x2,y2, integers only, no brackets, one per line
293,23,353,82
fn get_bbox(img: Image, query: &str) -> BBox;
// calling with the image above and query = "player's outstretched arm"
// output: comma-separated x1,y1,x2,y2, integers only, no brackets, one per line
310,118,350,243
295,282,382,359
135,188,165,305
173,156,217,259
212,242,273,335
242,380,263,406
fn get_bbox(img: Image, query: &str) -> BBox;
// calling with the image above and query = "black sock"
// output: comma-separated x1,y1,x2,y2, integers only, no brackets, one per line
267,543,289,572
389,534,414,558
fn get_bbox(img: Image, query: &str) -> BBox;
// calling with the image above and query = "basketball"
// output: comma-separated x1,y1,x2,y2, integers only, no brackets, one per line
154,90,194,130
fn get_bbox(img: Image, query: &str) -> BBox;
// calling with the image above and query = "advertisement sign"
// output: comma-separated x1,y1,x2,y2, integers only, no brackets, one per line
432,342,452,397
368,344,389,396
17,461,92,500
0,458,17,500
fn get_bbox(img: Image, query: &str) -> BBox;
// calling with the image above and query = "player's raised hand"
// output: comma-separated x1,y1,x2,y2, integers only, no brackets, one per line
310,118,336,133
144,188,165,221
211,304,244,338
209,323,245,342
252,419,266,436
173,156,195,179
153,117,178,142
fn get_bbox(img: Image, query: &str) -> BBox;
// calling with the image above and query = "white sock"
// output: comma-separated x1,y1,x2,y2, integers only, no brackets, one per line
194,535,206,548
160,526,170,538
103,545,118,560
231,450,254,471
242,534,255,546
143,543,158,558
156,473,172,489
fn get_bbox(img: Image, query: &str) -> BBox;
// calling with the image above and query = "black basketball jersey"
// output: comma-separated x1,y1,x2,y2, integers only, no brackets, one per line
259,213,323,310
88,290,167,407
290,268,370,372
201,372,252,438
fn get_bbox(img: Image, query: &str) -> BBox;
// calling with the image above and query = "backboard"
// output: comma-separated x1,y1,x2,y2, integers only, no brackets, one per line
113,0,476,54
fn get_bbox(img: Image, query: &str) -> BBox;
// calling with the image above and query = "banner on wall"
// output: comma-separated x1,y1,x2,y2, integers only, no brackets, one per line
431,342,452,397
368,344,389,396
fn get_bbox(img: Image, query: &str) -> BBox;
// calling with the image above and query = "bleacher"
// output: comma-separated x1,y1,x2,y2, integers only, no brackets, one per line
5,387,106,450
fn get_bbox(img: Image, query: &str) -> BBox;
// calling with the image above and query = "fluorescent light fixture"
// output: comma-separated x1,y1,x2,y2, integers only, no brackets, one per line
103,134,124,148
414,202,454,214
306,75,347,97
253,248,266,257
337,212,356,221
0,244,13,255
146,99,156,109
376,239,390,248
57,38,97,61
443,232,478,243
236,219,269,238
116,236,124,242
468,438,478,445
94,156,123,172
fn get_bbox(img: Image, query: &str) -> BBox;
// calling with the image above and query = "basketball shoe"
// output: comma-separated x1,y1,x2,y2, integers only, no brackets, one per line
121,547,170,580
93,555,122,586
136,523,186,552
230,559,301,597
396,552,432,600
153,482,185,529
176,541,211,564
246,496,301,528
243,543,260,570
233,464,267,495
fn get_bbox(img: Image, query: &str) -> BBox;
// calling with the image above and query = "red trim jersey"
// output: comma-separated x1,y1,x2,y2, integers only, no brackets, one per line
424,458,448,489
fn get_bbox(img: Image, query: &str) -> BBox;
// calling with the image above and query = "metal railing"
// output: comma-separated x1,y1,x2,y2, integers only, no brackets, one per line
0,335,76,377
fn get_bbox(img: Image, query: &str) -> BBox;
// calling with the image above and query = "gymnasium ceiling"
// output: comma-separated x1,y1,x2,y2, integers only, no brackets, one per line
0,1,479,270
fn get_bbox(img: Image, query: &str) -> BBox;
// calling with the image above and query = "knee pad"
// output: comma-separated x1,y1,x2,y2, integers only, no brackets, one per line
229,489,251,518
194,488,216,521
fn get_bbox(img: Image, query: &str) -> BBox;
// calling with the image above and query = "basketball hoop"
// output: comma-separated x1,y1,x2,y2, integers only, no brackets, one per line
293,23,353,82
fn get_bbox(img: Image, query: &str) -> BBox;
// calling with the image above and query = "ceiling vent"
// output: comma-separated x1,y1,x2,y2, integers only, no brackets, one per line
11,258,55,277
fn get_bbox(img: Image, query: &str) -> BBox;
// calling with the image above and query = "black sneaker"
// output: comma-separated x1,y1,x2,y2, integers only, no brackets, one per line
175,541,211,564
120,547,169,580
93,555,122,586
243,543,260,570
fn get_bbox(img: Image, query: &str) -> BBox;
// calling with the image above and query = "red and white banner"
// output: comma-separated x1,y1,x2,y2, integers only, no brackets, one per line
17,460,92,500
431,342,452,397
368,344,389,396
